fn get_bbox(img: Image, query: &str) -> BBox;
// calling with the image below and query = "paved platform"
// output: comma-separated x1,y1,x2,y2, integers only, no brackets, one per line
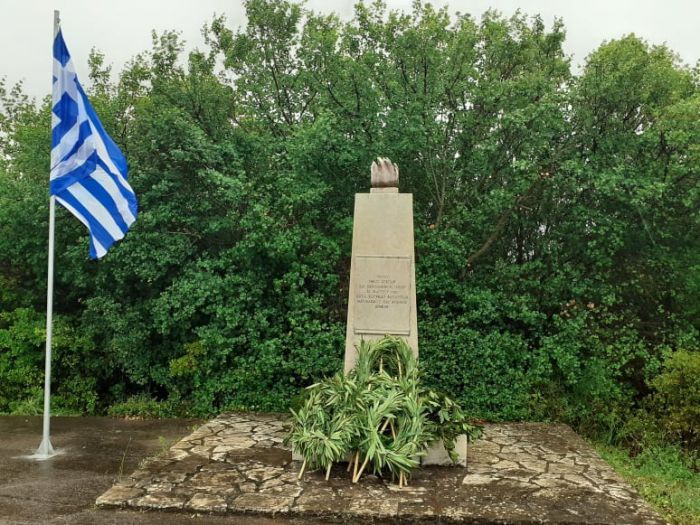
96,413,666,524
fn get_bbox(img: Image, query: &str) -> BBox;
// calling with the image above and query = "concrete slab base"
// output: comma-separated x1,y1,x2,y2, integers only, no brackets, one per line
97,412,665,524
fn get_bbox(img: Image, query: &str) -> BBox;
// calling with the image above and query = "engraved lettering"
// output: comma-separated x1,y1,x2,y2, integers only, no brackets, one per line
353,256,411,335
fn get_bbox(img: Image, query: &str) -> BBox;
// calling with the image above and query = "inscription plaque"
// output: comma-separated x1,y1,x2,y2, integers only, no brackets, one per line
353,255,411,335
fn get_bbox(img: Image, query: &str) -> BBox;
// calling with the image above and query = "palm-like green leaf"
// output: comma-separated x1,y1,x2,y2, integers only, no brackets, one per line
288,336,482,482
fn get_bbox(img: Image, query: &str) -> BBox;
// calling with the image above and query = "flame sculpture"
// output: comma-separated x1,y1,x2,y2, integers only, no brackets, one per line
370,157,399,188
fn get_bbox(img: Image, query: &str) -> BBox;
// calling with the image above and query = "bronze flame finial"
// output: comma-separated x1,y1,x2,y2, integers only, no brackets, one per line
370,157,399,188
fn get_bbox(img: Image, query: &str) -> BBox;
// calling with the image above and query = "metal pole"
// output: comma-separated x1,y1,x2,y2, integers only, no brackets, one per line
35,196,56,458
35,11,60,460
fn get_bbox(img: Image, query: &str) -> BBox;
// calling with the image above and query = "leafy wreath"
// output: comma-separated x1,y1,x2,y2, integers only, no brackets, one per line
287,336,482,486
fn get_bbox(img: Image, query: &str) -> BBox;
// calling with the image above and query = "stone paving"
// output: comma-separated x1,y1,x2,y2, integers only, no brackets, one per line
96,412,666,524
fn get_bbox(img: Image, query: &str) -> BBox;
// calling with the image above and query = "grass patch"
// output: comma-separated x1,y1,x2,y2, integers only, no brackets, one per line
594,443,700,525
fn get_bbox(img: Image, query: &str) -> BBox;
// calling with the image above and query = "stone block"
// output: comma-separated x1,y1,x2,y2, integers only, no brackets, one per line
422,435,467,467
95,485,144,507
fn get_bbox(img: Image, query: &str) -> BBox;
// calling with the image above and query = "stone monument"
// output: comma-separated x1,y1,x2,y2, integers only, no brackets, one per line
343,158,466,466
344,158,419,372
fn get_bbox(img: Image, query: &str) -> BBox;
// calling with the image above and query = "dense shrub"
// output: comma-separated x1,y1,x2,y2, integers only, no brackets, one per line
650,351,700,451
108,394,177,419
0,308,45,413
0,308,97,414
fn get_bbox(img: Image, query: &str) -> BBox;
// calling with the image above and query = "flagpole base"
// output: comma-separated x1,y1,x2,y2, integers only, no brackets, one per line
31,437,57,460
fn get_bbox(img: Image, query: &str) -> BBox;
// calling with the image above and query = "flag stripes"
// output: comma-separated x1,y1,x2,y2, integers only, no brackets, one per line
51,25,137,259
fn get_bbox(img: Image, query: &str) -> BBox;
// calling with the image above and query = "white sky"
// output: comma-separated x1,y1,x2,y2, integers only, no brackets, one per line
1,0,698,100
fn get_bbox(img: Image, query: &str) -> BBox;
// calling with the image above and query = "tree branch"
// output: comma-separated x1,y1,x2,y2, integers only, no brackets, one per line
462,172,548,274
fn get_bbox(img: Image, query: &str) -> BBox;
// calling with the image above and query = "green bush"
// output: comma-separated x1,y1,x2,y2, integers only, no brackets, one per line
108,394,175,419
0,308,98,415
420,320,544,421
650,350,700,451
0,308,45,414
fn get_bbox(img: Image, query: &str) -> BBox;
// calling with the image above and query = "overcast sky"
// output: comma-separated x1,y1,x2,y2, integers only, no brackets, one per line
2,0,698,100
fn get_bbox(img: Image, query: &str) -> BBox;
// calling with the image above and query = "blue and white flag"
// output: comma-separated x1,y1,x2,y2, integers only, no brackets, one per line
51,23,137,259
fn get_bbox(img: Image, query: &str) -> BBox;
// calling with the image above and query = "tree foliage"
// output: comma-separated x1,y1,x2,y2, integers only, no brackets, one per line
0,1,697,446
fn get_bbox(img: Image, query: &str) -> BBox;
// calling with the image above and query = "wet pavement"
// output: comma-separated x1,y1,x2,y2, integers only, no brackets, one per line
97,413,666,524
0,416,332,525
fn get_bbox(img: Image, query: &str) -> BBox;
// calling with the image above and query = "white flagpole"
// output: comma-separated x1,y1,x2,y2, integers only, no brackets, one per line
34,10,60,460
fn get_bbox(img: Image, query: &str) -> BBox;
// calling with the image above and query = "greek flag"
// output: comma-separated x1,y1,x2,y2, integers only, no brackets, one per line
51,24,137,259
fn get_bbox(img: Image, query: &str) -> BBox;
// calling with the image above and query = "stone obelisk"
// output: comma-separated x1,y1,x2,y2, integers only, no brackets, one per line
344,158,418,372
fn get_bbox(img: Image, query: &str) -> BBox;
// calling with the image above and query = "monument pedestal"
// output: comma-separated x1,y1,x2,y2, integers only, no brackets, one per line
344,191,418,372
